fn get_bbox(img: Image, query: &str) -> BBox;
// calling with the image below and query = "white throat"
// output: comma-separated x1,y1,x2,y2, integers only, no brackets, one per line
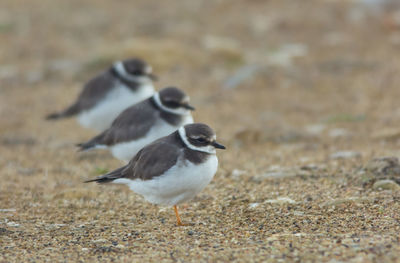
178,127,216,154
113,61,152,84
153,93,191,116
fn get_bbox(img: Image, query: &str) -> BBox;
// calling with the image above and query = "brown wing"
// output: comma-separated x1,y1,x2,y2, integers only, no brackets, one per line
85,133,183,183
78,100,159,150
127,135,182,180
73,70,116,112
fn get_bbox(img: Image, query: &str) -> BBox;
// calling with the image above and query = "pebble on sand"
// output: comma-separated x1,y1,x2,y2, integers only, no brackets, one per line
372,179,400,191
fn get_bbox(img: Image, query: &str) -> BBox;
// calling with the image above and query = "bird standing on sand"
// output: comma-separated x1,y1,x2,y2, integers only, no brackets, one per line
77,87,195,162
46,58,156,132
85,123,225,226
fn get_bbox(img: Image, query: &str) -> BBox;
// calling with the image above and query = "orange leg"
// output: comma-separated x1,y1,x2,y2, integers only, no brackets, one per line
173,205,185,226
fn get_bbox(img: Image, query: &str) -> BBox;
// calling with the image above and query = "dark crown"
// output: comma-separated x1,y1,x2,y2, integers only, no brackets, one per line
122,58,149,75
184,123,215,139
159,87,187,104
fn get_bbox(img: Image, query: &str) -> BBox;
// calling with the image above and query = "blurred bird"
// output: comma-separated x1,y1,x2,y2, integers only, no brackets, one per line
85,123,225,226
46,58,156,132
77,87,195,162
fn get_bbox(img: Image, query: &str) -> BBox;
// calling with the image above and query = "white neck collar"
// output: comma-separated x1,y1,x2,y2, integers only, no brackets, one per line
178,127,216,154
113,61,151,84
153,93,191,116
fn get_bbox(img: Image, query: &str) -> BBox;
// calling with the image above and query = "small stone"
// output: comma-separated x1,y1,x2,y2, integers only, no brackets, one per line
0,209,16,212
92,238,108,243
115,244,125,249
249,203,260,209
231,169,246,178
372,180,400,191
329,128,350,138
52,224,66,228
262,170,297,178
202,35,240,50
81,248,89,252
265,197,296,204
330,151,361,159
261,166,311,179
6,222,20,227
305,124,326,136
223,65,259,89
293,211,304,216
267,43,308,67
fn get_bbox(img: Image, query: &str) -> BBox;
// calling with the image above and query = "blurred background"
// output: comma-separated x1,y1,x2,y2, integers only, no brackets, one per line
1,0,400,261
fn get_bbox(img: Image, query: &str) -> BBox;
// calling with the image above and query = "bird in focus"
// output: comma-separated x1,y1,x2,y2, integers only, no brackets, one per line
85,123,226,226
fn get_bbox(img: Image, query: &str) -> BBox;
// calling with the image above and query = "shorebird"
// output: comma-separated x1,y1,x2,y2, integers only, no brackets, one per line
46,58,156,132
77,87,195,162
85,123,225,226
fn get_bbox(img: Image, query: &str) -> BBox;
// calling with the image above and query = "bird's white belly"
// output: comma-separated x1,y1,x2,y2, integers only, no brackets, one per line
77,83,154,132
114,154,218,206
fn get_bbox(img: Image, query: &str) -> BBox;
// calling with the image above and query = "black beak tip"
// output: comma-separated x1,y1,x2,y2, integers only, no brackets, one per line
149,73,158,81
183,104,195,111
213,142,226,150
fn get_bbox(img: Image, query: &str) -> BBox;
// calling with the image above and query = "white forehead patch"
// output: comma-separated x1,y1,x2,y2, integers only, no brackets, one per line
178,127,216,154
182,96,190,104
145,66,152,74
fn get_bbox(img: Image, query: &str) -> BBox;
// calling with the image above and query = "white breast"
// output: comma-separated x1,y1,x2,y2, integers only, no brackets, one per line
77,83,154,132
110,116,194,163
114,154,218,206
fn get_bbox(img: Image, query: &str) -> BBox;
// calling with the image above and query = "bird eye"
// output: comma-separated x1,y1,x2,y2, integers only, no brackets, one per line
163,101,180,108
196,138,207,143
130,70,142,76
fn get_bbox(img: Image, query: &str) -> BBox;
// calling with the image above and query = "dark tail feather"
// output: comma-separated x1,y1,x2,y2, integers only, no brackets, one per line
84,177,115,184
46,105,79,120
84,166,127,184
76,141,96,152
77,133,106,152
46,112,65,120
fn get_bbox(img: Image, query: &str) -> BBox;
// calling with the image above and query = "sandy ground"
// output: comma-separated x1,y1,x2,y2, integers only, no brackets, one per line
1,0,400,262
